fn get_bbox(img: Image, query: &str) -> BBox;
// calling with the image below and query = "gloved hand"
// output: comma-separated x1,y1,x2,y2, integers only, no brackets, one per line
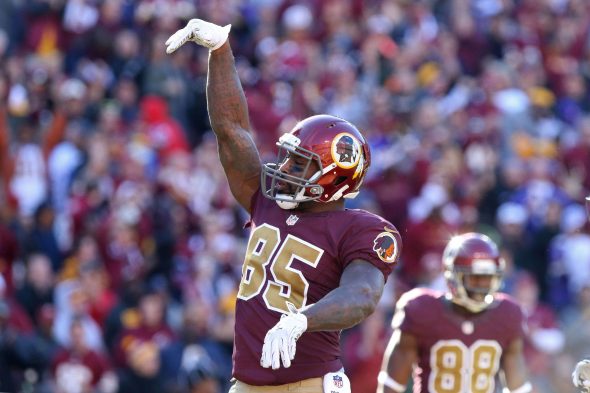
165,19,231,54
573,359,590,392
260,303,307,369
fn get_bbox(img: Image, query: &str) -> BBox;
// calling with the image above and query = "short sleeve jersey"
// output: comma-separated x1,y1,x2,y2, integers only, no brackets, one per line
232,190,402,385
394,288,525,393
52,349,111,389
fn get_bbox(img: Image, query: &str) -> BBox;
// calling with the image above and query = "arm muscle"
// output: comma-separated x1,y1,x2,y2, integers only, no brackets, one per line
377,330,417,393
207,44,261,211
302,260,385,331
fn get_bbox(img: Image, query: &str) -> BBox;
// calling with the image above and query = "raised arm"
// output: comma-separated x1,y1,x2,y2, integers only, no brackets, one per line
377,329,417,393
207,43,261,211
42,109,68,159
165,19,261,212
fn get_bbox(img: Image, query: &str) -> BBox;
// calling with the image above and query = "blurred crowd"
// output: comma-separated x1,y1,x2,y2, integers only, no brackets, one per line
0,0,589,392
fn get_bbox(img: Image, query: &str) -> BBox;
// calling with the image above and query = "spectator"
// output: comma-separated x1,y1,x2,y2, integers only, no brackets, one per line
116,341,165,393
24,201,64,272
112,286,174,368
16,253,54,324
51,317,117,393
548,203,590,309
53,282,104,352
160,302,229,392
511,272,564,393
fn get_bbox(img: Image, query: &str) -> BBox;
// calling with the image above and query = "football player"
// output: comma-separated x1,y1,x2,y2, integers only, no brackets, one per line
377,232,531,393
165,19,402,393
571,195,590,392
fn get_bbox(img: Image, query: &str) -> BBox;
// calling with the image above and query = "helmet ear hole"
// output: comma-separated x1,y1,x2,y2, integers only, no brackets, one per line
333,176,347,186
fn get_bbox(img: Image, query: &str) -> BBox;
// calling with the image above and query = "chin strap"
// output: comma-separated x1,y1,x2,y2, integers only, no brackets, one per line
276,199,299,210
275,181,312,210
275,193,300,210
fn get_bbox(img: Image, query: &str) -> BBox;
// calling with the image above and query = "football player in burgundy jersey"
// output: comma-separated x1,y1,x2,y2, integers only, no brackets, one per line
165,19,402,393
572,195,590,392
377,233,531,393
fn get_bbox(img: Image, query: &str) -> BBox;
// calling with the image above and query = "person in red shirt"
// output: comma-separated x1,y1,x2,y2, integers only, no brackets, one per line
113,287,174,368
139,95,190,161
51,317,117,393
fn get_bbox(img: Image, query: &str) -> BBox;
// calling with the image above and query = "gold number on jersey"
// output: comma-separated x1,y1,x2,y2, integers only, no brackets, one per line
429,339,501,393
237,224,324,313
430,340,464,392
237,224,280,301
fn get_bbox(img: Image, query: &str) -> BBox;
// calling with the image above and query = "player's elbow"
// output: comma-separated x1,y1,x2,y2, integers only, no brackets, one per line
356,282,381,319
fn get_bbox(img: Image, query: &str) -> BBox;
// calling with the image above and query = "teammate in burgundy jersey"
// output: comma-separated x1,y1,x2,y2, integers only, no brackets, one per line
378,233,531,393
165,18,401,393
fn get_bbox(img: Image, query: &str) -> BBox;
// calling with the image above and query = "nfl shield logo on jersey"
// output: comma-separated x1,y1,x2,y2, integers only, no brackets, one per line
323,371,350,393
333,375,343,388
286,214,299,226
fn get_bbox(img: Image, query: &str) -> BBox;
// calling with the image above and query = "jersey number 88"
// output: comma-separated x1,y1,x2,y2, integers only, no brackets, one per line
429,339,502,393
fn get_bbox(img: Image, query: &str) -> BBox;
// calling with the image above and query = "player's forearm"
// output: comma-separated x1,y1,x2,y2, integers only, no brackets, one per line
303,282,381,331
377,330,416,393
207,43,250,140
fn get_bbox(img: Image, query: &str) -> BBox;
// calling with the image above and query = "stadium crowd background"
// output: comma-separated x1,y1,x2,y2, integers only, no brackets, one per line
0,0,589,392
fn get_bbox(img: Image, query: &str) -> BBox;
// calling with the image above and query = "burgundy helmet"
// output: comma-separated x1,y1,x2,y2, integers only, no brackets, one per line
261,115,371,209
443,232,505,313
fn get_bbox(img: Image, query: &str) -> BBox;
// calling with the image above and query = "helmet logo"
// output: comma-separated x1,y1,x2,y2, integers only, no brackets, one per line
373,231,399,263
331,133,361,169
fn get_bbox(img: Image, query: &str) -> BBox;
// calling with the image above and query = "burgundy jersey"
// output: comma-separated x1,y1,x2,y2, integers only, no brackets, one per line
114,324,176,367
233,190,401,385
51,349,111,391
394,288,525,393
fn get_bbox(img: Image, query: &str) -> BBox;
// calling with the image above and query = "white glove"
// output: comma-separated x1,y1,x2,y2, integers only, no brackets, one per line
323,370,351,393
573,359,590,392
260,303,307,369
165,19,231,54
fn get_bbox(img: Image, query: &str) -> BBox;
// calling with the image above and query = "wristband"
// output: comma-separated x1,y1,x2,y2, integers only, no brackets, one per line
505,382,532,393
377,371,406,393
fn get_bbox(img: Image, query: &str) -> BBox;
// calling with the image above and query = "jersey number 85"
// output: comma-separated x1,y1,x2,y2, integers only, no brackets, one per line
237,224,324,313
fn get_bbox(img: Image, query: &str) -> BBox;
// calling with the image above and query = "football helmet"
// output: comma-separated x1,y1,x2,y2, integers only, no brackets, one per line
443,232,505,313
261,115,370,209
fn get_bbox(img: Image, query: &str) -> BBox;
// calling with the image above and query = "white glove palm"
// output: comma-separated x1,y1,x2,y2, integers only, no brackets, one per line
573,359,590,392
165,19,231,54
260,303,307,369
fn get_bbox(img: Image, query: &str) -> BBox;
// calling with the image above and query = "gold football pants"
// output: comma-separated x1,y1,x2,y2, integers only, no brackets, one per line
228,377,323,393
